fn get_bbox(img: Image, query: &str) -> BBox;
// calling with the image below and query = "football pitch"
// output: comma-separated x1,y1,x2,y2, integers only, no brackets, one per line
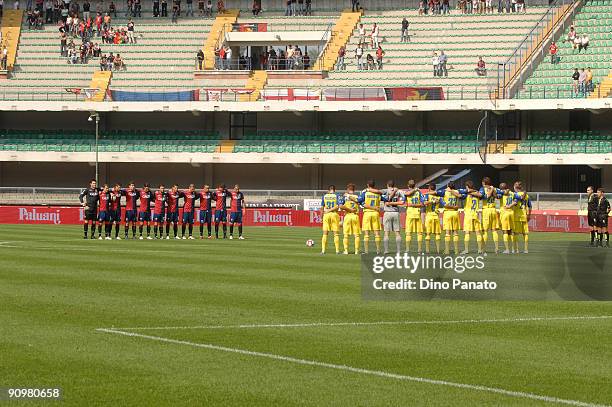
1,225,611,406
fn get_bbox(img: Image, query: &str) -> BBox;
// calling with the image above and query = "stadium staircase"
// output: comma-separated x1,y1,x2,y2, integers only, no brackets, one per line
0,10,24,75
589,70,612,98
88,71,112,102
519,0,612,99
312,10,362,72
202,9,240,70
241,70,267,101
217,140,236,153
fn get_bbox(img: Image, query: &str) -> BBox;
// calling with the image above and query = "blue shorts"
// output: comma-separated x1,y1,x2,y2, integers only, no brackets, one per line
98,211,109,222
166,211,179,223
230,211,243,224
199,210,212,223
125,210,137,222
214,210,227,223
138,211,151,222
109,209,121,223
182,211,194,224
153,212,165,223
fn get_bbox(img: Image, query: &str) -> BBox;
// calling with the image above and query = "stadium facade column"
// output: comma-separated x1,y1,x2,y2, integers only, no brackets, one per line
204,164,214,186
519,166,552,192
602,166,612,190
310,164,322,189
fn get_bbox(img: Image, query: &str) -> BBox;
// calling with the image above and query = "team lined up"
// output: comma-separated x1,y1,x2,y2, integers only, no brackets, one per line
78,180,245,240
320,178,535,255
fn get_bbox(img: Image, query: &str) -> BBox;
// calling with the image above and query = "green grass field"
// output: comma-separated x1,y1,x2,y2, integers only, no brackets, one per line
1,225,611,406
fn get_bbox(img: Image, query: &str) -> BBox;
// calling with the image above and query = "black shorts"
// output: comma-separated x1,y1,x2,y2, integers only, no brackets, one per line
84,210,97,221
587,211,597,227
596,214,608,228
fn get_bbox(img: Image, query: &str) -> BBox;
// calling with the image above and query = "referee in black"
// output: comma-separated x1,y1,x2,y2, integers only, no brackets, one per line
586,186,599,246
79,179,100,239
595,187,610,247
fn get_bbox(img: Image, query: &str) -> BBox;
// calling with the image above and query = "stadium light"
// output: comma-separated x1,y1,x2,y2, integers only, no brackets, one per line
88,112,100,185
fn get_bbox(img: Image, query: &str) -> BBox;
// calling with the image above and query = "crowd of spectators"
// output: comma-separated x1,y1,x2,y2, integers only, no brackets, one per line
431,50,449,77
285,0,312,16
571,67,594,96
418,0,526,14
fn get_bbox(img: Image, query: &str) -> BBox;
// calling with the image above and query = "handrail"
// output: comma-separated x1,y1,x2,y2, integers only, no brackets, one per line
316,22,334,71
496,0,577,99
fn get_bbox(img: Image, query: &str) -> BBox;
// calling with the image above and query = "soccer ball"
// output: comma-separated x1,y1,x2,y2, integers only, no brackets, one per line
306,239,315,247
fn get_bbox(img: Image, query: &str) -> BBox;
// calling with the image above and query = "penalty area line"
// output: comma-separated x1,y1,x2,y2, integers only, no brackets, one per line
96,328,609,407
105,315,612,331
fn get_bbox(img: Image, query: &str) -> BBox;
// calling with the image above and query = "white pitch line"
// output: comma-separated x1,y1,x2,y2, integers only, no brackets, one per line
96,328,610,407
107,315,612,331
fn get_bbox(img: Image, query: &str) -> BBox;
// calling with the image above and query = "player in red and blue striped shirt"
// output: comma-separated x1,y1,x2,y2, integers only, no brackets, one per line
180,184,198,239
138,184,154,240
198,184,214,239
165,184,180,239
121,182,139,239
213,184,230,239
96,184,111,240
229,184,245,240
152,185,167,239
109,184,123,239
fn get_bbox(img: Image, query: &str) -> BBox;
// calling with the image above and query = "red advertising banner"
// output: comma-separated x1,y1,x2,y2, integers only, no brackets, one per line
0,206,599,233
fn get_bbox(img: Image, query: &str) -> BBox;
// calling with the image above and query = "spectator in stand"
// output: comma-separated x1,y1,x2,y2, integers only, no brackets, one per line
458,0,466,13
304,0,311,16
432,51,439,77
565,25,576,44
109,0,116,17
1,46,7,70
366,53,375,70
355,43,364,70
303,52,310,69
218,45,225,69
376,45,384,70
586,67,593,93
161,0,168,16
358,23,365,48
154,0,160,16
171,0,178,22
419,0,426,15
134,0,142,17
100,53,106,70
370,23,380,49
186,0,193,16
466,0,473,14
442,0,449,14
0,0,3,18
297,0,304,15
516,0,525,13
285,0,290,15
579,35,589,53
45,0,52,22
401,18,409,42
578,68,586,95
476,56,486,76
433,0,440,14
336,45,346,70
549,41,558,64
252,0,260,15
439,50,448,77
60,30,67,56
127,18,135,43
225,45,232,69
206,0,212,16
113,53,125,70
477,0,484,14
196,48,204,69
286,44,294,69
573,35,581,53
106,52,114,70
571,68,580,96
217,0,224,13
351,0,359,12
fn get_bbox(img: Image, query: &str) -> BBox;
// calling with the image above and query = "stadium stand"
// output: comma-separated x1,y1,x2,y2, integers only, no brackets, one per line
2,11,213,100
202,9,239,70
265,8,552,99
519,0,612,98
515,130,612,153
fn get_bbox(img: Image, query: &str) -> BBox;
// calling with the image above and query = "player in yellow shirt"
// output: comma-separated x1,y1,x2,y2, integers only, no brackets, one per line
478,177,501,254
513,181,532,254
437,182,461,255
404,179,424,253
498,182,518,254
340,183,361,255
320,185,341,254
423,183,442,254
457,180,483,254
357,180,383,254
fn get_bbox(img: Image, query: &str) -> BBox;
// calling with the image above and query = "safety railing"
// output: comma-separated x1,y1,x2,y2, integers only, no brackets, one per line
496,0,578,99
0,187,608,210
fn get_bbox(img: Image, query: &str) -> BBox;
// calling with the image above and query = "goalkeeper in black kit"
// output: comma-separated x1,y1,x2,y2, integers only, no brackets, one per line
79,179,100,239
595,188,610,247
